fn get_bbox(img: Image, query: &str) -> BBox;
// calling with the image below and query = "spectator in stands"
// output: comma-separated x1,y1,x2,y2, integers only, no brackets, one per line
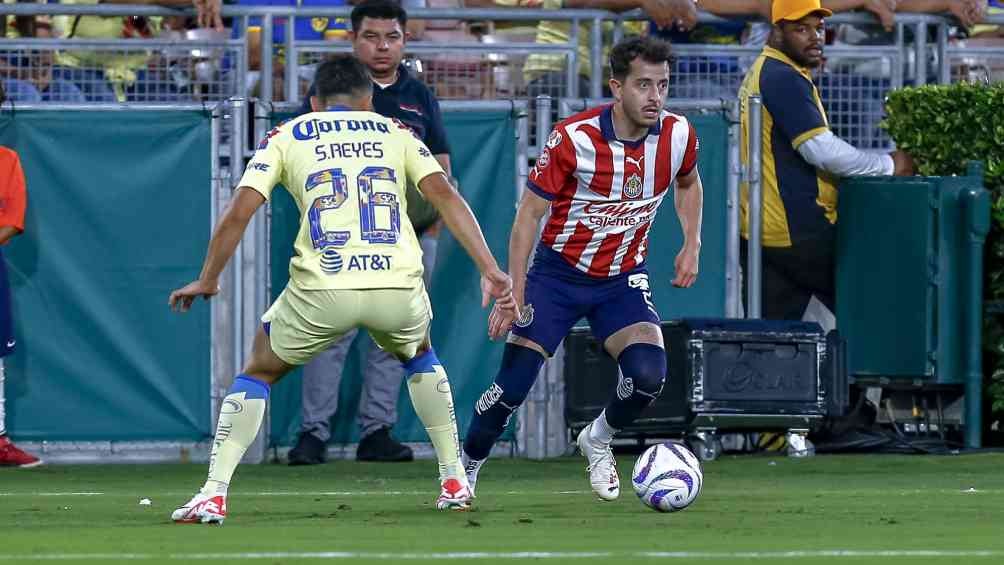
960,0,1003,80
0,84,40,468
51,0,224,102
738,0,915,323
2,6,86,102
647,0,766,99
288,0,452,465
238,0,351,100
518,0,697,101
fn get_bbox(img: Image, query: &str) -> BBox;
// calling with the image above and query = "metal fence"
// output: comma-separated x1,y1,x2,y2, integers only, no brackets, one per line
1,37,246,104
6,4,1004,153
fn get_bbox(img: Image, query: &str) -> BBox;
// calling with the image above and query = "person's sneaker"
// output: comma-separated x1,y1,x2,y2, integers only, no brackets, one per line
576,425,619,501
0,435,42,468
436,477,472,511
171,492,227,524
356,427,413,462
461,452,484,497
288,432,327,466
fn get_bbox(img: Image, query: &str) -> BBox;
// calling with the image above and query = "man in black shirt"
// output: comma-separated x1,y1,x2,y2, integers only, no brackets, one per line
289,0,454,465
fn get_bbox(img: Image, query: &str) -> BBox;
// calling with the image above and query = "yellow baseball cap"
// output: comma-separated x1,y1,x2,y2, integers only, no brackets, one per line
771,0,833,23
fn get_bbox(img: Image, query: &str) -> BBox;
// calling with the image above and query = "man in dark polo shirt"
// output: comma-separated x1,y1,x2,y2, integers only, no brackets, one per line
738,0,914,323
289,0,453,465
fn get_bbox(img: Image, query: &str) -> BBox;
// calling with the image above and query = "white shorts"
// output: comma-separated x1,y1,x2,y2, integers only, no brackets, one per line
261,281,432,366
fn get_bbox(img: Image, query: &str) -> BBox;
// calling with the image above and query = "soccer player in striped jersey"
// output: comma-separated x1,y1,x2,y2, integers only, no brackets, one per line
168,55,514,523
468,36,705,502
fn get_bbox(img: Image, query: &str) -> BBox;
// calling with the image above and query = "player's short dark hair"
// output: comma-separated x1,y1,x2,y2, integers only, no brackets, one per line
609,37,672,81
314,55,373,101
351,0,408,32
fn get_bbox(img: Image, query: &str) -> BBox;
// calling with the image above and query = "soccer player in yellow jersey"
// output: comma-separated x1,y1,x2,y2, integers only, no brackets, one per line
168,55,515,523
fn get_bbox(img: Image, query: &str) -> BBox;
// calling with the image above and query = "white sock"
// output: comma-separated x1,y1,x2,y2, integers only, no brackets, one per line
200,376,269,497
589,410,618,445
406,363,462,481
461,452,485,490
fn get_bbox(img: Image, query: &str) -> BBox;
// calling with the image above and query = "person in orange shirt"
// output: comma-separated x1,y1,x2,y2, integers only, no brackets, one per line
0,84,39,468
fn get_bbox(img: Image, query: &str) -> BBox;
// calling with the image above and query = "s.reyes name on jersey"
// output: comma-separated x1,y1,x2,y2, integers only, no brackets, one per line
238,109,444,290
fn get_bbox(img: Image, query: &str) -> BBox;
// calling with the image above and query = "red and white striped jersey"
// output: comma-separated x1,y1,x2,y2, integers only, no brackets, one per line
527,104,699,278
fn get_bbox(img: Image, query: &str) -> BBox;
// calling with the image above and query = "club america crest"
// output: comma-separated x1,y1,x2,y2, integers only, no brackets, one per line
624,173,643,199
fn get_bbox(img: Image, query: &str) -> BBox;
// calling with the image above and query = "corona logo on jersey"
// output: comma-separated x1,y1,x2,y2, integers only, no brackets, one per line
292,117,391,141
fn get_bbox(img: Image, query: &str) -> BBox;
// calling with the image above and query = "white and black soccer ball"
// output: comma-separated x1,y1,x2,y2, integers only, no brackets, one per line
631,442,703,513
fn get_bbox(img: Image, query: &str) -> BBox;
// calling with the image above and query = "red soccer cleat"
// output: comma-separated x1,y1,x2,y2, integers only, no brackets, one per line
436,477,473,511
0,435,42,468
171,492,227,524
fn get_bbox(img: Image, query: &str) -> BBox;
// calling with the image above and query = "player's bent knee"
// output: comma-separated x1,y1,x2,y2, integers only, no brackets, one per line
617,342,667,397
605,322,663,358
244,324,293,385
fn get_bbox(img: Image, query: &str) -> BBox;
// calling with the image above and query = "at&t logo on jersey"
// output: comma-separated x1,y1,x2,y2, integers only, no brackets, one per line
320,249,344,274
347,254,393,271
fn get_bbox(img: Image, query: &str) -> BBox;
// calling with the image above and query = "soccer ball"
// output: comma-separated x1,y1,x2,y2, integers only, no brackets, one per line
631,442,703,512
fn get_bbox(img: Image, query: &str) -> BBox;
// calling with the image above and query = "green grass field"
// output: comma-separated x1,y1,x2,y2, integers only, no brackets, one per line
2,454,1003,564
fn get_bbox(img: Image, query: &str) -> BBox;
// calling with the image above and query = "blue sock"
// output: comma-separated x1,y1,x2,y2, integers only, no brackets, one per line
463,344,545,461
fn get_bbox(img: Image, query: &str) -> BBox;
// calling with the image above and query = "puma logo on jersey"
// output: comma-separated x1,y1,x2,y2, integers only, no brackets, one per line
625,155,643,169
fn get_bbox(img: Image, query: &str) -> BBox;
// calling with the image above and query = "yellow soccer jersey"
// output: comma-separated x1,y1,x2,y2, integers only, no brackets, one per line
238,108,445,290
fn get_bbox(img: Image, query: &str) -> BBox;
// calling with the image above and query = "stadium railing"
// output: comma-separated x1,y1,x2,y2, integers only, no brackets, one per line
5,4,1004,154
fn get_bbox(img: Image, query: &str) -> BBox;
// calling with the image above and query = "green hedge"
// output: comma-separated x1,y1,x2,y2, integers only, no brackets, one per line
883,83,1004,414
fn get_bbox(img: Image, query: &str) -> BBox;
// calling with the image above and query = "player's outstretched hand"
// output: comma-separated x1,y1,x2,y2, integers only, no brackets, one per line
488,300,519,341
169,279,220,313
480,268,514,308
482,268,518,340
672,246,699,288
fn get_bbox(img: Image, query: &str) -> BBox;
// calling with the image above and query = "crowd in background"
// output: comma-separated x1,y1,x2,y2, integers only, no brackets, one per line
0,0,1000,106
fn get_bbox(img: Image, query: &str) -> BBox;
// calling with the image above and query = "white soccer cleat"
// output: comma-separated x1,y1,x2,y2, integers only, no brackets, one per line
461,453,483,498
171,492,227,524
577,424,620,501
436,477,473,511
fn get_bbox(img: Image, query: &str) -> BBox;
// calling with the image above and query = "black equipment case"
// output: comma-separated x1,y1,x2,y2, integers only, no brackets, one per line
564,318,844,437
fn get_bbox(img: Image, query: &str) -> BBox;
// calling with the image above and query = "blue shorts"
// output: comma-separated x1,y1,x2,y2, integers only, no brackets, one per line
0,248,14,358
511,246,660,356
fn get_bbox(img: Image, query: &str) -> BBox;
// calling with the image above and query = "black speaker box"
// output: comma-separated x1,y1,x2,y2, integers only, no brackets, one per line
564,318,841,436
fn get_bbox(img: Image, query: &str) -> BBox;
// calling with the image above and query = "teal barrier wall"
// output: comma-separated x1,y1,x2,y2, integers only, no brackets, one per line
646,113,729,320
0,110,212,440
267,109,731,445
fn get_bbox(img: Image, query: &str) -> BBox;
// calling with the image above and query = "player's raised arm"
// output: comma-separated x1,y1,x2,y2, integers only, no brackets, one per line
417,172,514,310
169,187,266,312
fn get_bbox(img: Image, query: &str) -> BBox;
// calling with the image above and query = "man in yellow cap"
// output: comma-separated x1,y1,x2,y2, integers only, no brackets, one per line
737,0,914,323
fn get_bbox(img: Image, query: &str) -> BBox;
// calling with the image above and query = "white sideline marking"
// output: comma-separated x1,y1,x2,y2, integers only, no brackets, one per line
0,550,1002,560
0,490,592,497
